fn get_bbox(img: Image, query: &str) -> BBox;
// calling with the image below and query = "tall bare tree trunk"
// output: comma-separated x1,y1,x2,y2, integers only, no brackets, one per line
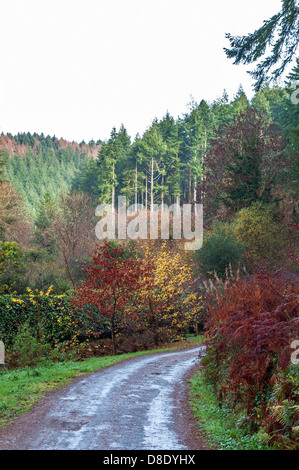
161,172,164,212
135,161,138,213
193,152,197,205
112,161,115,213
151,157,154,212
201,128,207,204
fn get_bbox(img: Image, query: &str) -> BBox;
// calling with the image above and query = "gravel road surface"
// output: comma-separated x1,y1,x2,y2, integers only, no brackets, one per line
0,346,207,450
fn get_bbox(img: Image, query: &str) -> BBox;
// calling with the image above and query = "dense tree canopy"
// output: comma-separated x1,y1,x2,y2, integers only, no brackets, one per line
0,76,297,293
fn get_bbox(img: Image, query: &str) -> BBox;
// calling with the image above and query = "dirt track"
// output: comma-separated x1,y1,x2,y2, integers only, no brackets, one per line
0,346,209,450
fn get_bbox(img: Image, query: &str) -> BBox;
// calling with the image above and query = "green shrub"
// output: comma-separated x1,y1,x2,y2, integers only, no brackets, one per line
0,241,23,294
8,323,51,367
195,225,244,279
0,290,87,347
232,202,288,267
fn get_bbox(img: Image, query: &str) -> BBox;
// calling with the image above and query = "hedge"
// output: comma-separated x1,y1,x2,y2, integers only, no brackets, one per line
0,288,89,347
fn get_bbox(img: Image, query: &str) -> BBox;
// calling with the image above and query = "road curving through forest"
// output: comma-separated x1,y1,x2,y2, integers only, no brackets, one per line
0,346,208,450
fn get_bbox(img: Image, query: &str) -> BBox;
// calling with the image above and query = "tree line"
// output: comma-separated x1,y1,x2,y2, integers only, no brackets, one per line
0,58,298,293
74,79,298,223
2,133,99,216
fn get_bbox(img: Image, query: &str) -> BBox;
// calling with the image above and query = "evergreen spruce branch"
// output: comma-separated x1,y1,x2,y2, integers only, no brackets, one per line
224,0,299,91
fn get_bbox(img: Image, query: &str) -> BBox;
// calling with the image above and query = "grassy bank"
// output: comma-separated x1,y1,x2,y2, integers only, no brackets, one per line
1,335,270,449
0,335,203,429
189,370,268,450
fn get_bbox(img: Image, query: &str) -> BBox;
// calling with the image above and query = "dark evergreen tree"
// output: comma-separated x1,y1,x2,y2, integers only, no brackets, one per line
34,191,58,259
97,127,122,211
225,0,299,90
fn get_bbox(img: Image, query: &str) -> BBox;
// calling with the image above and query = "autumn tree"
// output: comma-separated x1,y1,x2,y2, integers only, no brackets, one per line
202,271,299,443
0,181,33,248
71,241,153,355
137,242,202,343
0,241,23,292
0,146,7,183
53,191,97,287
232,202,289,268
204,109,287,217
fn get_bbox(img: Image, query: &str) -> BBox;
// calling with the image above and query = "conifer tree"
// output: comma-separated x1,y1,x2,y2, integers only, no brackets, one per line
34,191,58,259
157,112,182,206
97,127,122,212
225,0,299,90
211,90,234,130
137,122,167,211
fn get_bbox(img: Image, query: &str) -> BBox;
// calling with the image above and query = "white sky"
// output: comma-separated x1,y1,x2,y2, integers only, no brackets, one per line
0,0,284,142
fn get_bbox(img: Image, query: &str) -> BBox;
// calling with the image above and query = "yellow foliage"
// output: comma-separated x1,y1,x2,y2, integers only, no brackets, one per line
138,242,202,340
232,202,286,266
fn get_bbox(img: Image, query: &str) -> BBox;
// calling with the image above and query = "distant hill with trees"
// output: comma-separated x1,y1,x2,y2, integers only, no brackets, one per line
0,132,101,216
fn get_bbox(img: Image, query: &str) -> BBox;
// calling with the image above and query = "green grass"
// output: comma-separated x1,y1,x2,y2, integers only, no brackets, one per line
0,335,204,429
189,370,268,450
1,334,268,449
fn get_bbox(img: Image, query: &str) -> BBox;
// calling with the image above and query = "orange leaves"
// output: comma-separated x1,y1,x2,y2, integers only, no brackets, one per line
71,241,153,353
203,269,299,433
72,240,202,349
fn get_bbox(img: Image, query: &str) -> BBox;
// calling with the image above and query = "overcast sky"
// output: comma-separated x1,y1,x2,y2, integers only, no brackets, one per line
0,0,284,143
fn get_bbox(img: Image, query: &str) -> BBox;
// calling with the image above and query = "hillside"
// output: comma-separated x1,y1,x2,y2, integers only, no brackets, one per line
0,133,101,216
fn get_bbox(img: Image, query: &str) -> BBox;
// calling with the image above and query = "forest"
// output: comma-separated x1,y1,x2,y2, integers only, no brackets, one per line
1,75,298,291
0,9,298,449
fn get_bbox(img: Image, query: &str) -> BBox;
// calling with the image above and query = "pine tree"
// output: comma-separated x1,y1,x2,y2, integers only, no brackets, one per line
34,191,58,259
181,99,215,205
287,56,299,82
157,112,182,207
97,127,122,212
137,122,167,211
232,85,250,116
211,89,234,130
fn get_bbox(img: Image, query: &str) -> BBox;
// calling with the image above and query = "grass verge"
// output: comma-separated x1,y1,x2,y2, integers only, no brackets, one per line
189,370,268,450
0,335,203,429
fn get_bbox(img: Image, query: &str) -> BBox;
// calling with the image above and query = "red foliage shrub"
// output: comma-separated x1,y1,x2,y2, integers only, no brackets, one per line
71,241,153,355
202,270,298,435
